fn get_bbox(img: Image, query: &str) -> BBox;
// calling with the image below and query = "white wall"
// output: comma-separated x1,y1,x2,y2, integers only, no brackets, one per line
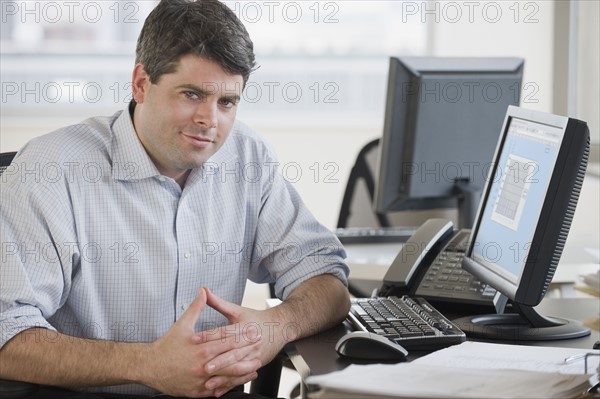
577,0,600,145
429,1,554,112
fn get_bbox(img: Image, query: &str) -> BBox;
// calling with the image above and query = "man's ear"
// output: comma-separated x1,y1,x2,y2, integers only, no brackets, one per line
132,63,151,104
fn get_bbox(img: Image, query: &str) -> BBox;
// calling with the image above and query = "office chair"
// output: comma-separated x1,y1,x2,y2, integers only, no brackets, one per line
336,138,396,298
336,139,452,297
0,151,282,398
0,151,17,175
337,138,391,229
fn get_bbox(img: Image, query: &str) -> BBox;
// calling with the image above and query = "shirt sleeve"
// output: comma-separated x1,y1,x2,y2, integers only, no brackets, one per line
247,166,349,299
0,149,78,349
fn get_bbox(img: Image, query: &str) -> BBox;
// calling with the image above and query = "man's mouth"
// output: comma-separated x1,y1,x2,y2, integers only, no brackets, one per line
181,132,215,148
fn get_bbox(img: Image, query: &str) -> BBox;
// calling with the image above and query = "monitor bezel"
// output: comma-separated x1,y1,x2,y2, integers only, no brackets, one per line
374,56,525,226
462,105,588,307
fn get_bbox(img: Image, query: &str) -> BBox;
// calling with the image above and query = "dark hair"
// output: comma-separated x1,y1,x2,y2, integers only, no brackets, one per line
136,0,256,86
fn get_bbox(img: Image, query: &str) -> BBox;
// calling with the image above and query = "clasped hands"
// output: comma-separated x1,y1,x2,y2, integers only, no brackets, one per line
141,287,284,398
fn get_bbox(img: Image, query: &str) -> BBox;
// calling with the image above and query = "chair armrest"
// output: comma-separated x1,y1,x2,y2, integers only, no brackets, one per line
0,379,39,399
249,351,285,397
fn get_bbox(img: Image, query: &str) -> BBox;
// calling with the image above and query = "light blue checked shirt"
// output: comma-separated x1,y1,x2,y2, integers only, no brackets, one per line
0,107,348,395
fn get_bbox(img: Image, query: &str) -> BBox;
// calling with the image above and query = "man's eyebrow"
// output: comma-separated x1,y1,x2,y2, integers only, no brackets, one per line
221,93,241,103
176,83,211,95
176,83,241,102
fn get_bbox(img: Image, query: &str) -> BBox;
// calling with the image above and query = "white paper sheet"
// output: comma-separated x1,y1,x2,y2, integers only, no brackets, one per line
413,341,600,375
306,342,598,399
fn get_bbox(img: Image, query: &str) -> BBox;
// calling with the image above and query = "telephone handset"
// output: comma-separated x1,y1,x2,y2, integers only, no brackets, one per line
380,219,454,293
378,218,497,313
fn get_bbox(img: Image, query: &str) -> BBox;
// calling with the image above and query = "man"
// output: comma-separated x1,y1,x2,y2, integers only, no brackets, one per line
0,0,350,398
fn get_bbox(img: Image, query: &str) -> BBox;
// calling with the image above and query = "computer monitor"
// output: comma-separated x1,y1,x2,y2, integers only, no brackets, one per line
374,57,524,229
456,105,590,340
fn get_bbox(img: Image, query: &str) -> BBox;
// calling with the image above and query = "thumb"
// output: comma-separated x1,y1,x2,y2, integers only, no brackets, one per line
177,288,207,330
205,287,241,323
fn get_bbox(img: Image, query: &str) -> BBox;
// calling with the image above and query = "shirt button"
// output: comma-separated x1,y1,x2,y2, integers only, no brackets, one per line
181,303,188,311
184,252,191,259
158,176,166,182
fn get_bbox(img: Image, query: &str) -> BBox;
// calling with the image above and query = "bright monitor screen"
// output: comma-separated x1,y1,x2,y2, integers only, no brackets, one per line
457,105,590,341
471,117,564,284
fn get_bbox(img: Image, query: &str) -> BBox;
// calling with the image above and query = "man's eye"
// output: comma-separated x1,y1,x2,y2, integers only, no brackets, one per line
184,91,199,100
219,99,236,108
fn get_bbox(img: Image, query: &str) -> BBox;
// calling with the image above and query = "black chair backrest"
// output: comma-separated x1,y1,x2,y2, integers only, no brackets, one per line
0,152,17,176
337,139,391,228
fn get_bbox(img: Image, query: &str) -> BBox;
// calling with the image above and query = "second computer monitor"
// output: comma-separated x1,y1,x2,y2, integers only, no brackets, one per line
374,57,524,228
456,105,590,341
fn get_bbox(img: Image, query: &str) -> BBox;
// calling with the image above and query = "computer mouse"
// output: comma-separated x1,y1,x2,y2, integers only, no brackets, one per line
335,331,408,361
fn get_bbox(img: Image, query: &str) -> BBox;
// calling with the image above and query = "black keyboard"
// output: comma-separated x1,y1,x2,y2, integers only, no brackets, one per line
335,226,417,244
347,296,466,350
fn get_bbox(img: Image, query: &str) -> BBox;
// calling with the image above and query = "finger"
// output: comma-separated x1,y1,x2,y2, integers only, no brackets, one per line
205,287,242,322
193,331,260,367
205,340,262,374
177,288,207,330
194,323,261,345
206,370,259,397
213,355,262,378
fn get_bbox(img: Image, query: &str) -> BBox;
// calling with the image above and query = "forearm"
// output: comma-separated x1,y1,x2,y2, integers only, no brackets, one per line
1,292,262,398
0,328,148,388
270,274,350,342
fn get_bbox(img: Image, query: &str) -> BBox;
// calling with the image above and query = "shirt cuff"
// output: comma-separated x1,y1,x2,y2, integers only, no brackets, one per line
276,262,350,300
0,306,57,349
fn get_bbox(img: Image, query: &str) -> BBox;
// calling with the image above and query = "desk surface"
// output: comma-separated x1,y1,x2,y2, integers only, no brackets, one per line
286,298,600,381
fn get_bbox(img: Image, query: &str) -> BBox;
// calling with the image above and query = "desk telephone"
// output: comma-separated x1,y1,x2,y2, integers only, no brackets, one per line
377,219,497,313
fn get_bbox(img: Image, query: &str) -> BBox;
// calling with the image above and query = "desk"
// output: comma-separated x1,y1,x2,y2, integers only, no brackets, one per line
285,298,600,398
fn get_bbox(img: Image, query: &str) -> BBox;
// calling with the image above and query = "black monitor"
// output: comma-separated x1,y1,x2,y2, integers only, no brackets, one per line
374,57,524,229
455,105,590,340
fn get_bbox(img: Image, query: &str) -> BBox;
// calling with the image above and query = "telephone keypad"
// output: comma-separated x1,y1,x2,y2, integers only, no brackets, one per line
415,230,497,306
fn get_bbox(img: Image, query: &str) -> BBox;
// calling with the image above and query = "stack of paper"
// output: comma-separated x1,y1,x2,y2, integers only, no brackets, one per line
577,270,600,297
306,342,597,399
576,269,600,330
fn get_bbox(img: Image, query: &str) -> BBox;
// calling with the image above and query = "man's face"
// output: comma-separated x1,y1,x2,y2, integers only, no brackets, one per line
132,55,244,181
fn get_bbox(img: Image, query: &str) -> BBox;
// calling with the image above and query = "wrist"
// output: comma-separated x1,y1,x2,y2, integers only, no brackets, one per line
261,307,302,346
124,342,156,386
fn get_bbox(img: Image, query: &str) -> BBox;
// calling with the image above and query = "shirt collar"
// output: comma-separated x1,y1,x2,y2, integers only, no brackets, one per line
202,124,237,169
111,107,161,181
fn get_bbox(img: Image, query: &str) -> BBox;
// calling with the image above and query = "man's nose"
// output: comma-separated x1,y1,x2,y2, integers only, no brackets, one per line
193,101,217,128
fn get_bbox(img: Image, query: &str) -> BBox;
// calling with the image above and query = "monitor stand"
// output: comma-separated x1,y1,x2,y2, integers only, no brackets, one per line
453,294,591,341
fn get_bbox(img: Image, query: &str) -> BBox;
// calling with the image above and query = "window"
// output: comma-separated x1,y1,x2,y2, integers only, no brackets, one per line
1,1,154,118
1,1,426,126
